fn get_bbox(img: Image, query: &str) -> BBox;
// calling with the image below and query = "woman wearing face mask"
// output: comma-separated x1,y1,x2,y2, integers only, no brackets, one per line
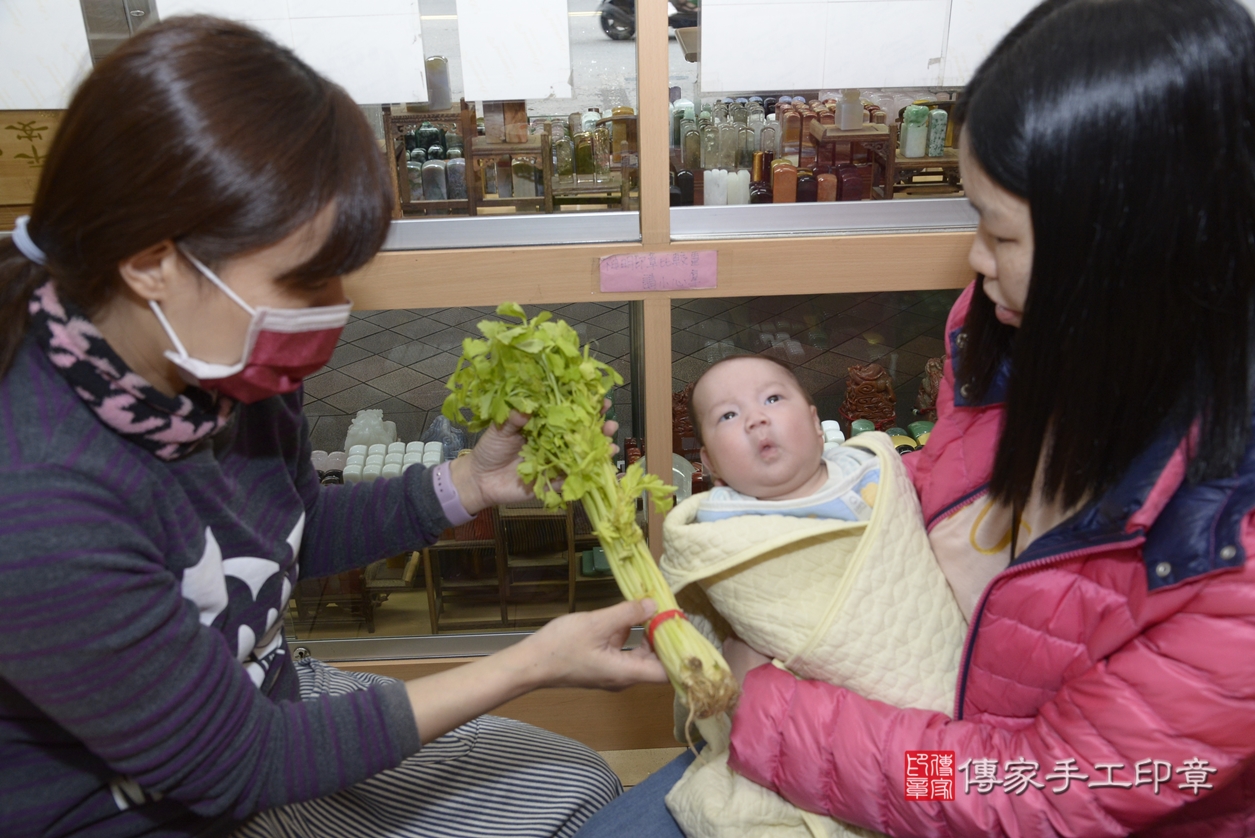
576,0,1255,836
0,17,667,838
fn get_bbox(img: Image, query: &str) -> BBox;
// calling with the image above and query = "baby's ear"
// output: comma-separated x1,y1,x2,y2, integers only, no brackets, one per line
810,404,822,436
699,448,718,484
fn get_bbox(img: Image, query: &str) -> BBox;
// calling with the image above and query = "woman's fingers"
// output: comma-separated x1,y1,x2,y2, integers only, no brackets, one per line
532,599,668,690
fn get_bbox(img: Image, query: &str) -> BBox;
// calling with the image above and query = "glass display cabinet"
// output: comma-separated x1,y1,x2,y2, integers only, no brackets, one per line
2,0,985,664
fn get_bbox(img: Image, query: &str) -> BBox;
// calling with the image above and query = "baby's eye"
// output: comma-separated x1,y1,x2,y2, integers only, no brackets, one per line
765,394,781,404
718,410,736,423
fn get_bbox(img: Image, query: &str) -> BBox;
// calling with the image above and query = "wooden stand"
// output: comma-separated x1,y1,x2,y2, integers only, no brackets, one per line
808,121,891,199
551,114,638,211
869,123,962,199
472,133,554,215
422,507,507,634
384,102,478,217
385,102,557,217
421,501,608,633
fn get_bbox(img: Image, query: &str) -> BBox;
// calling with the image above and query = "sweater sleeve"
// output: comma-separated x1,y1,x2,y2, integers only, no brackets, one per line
0,465,421,821
727,541,1255,838
290,405,452,579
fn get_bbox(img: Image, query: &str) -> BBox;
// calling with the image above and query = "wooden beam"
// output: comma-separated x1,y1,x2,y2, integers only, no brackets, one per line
636,0,671,247
344,232,974,310
642,296,674,556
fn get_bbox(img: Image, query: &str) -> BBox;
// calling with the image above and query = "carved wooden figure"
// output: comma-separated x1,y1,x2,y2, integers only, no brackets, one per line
838,362,897,434
913,356,946,423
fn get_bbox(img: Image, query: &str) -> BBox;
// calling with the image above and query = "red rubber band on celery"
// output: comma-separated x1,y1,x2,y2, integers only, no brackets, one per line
645,609,687,648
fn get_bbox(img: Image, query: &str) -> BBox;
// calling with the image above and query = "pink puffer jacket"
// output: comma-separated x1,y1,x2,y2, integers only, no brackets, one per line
727,283,1255,837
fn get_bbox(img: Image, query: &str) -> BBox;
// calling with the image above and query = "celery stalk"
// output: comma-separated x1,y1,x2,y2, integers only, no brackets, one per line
442,303,738,718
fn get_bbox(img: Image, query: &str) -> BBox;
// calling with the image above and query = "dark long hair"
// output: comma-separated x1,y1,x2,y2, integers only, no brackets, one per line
0,15,393,375
955,0,1255,513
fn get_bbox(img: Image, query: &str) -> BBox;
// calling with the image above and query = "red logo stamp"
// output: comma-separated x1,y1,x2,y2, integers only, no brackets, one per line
905,751,956,801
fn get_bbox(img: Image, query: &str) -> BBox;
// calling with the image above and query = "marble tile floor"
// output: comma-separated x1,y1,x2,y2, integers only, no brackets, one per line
665,290,958,431
303,302,638,454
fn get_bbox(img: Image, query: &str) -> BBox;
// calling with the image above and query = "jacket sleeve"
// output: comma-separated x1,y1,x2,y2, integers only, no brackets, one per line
727,533,1255,837
290,401,452,579
0,465,422,822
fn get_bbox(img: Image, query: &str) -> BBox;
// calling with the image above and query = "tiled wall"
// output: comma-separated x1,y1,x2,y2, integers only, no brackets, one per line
302,290,959,455
303,303,636,453
670,290,958,430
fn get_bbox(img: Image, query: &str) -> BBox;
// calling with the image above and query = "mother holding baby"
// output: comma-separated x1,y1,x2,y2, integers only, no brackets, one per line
578,0,1255,835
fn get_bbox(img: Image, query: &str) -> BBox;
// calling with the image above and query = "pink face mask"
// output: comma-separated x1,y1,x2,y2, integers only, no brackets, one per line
149,250,352,404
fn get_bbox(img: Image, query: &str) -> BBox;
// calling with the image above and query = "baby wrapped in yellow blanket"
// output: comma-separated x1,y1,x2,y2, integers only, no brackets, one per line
660,356,965,838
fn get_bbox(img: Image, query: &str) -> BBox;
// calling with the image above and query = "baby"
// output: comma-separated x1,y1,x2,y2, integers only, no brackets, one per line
659,354,965,838
689,355,881,525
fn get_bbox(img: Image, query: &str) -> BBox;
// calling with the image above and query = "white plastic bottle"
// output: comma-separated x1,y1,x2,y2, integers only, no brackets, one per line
840,89,863,131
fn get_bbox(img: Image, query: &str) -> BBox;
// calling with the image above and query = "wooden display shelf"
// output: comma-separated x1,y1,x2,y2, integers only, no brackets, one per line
385,103,555,217
809,121,890,145
420,501,617,632
471,133,555,215
552,177,629,209
398,198,469,215
869,123,962,200
421,506,508,634
507,553,568,570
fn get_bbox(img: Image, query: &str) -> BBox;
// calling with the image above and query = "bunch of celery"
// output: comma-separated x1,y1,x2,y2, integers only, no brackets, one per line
442,303,738,718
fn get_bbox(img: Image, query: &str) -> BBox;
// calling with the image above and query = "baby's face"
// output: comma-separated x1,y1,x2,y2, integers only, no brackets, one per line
694,357,826,501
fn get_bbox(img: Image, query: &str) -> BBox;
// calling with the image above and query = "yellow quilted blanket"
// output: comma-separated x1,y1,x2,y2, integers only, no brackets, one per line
660,432,965,838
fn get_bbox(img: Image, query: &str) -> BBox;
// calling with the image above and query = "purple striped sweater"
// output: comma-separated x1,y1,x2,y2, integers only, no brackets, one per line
0,336,446,837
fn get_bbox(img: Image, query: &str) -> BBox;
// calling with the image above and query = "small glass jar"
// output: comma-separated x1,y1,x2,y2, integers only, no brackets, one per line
512,157,539,198
593,124,613,184
574,132,594,183
554,134,575,186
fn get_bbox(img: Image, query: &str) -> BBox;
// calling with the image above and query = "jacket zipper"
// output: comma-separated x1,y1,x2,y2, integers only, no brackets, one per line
951,534,1145,720
926,485,991,534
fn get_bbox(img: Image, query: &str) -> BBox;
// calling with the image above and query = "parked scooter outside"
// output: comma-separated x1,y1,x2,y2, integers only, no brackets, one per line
596,0,699,41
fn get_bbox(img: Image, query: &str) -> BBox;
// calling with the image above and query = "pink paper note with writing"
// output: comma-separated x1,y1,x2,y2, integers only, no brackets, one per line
599,250,718,293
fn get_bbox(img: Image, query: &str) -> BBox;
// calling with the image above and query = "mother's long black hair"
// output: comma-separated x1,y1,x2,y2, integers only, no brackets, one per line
956,0,1255,513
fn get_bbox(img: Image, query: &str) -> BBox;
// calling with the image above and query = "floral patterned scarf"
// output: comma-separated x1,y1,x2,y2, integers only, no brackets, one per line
28,280,235,460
